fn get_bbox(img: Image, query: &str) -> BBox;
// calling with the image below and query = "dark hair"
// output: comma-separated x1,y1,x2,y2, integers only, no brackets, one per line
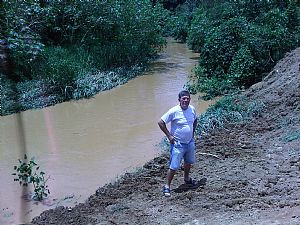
178,90,190,99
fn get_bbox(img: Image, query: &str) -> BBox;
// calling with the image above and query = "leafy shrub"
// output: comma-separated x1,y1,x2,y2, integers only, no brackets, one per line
185,1,300,98
196,16,250,76
167,14,190,42
3,1,47,80
7,31,44,80
166,0,200,42
2,0,167,84
186,65,236,100
187,8,211,51
228,45,256,87
247,8,293,73
12,154,50,201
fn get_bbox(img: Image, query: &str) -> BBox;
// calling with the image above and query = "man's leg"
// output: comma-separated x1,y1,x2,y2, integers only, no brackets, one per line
183,163,192,181
183,140,195,182
163,169,176,197
166,168,176,188
167,142,182,187
163,143,182,196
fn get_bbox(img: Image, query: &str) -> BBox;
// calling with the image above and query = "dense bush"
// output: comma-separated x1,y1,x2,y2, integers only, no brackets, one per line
0,0,169,115
1,1,46,80
31,46,94,87
2,0,167,78
228,45,256,87
165,0,200,42
172,0,300,98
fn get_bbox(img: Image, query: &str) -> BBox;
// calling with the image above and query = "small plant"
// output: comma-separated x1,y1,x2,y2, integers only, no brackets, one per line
12,154,50,201
282,131,300,143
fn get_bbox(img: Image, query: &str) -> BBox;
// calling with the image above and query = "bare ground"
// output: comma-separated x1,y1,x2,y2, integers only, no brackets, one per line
30,48,300,225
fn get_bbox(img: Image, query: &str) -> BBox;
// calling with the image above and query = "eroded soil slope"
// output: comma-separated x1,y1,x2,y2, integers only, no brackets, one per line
31,48,300,225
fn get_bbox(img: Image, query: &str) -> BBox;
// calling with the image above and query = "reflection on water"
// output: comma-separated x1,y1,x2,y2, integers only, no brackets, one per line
0,39,214,225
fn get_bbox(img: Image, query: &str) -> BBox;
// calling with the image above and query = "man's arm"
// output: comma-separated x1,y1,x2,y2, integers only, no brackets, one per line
158,119,175,144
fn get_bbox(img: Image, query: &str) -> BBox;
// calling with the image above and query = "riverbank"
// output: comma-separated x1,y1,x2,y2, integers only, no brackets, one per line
0,64,146,116
30,47,300,224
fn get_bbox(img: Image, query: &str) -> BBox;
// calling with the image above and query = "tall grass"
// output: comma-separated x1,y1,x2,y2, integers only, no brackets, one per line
31,46,95,86
73,65,144,99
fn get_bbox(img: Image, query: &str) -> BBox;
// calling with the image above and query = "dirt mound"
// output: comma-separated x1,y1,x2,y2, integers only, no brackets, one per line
30,48,300,225
247,47,300,114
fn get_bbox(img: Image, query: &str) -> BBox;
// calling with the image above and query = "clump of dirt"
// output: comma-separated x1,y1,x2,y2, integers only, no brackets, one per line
30,48,300,225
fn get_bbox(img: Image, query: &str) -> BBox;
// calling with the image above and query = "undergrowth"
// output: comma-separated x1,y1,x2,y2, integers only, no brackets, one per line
196,95,265,136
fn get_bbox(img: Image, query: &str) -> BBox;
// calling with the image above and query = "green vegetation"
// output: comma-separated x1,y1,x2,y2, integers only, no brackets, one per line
2,0,300,115
164,1,198,42
282,131,300,143
12,154,50,201
0,0,169,115
196,95,265,135
168,0,300,99
0,73,20,114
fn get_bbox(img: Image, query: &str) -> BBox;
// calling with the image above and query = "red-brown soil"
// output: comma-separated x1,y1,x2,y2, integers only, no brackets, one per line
30,48,300,225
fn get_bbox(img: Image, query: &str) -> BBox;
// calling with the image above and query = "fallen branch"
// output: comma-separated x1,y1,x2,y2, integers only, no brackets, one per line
199,152,222,160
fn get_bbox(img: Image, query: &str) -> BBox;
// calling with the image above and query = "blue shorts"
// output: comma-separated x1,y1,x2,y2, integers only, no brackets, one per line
169,139,195,170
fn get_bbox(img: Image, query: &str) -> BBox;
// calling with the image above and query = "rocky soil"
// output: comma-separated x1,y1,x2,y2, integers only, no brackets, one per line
30,48,300,225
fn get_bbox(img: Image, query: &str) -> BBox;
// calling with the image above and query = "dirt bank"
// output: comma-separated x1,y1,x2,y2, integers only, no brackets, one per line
30,48,300,225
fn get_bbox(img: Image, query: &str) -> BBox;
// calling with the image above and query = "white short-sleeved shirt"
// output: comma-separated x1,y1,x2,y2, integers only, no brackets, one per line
161,105,197,144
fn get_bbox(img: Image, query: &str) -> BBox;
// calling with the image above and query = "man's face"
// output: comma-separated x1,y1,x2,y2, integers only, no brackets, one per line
179,95,190,110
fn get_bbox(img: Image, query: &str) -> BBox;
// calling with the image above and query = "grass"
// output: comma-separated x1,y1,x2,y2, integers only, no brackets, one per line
72,65,144,99
196,95,265,135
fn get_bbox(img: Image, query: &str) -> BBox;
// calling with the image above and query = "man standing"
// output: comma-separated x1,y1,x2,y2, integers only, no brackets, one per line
158,90,197,197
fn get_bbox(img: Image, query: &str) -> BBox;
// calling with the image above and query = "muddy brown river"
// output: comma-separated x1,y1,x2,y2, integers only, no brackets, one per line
0,39,214,225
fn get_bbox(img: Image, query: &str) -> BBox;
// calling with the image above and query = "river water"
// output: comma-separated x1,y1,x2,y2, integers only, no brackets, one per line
0,39,214,225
